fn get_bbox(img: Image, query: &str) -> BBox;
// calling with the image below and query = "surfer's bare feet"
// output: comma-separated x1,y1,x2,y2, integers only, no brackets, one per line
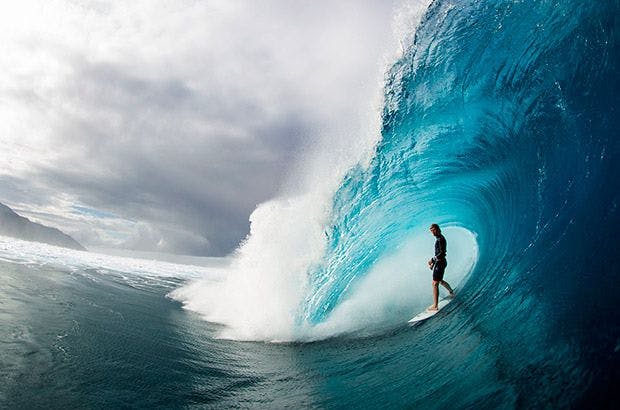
427,305,438,311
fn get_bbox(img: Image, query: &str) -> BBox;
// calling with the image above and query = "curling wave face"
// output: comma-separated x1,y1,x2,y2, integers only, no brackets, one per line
174,0,619,365
304,0,619,332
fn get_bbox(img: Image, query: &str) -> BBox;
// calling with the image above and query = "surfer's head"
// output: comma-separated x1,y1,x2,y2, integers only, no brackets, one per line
429,224,441,236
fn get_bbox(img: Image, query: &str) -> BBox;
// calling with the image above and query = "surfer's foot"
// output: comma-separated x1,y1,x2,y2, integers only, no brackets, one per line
427,305,438,311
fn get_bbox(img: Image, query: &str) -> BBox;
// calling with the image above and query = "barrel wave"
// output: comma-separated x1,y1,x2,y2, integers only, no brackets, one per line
173,0,619,404
306,0,618,320
298,0,619,403
2,1,619,408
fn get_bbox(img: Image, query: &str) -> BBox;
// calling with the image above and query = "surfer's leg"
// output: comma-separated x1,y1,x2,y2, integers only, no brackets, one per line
440,281,455,297
429,263,443,310
429,280,439,310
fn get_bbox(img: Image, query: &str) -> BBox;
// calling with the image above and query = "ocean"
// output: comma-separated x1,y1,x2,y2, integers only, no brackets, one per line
2,0,619,408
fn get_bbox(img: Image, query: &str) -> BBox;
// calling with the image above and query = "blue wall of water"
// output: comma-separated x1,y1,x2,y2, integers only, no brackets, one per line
303,0,619,402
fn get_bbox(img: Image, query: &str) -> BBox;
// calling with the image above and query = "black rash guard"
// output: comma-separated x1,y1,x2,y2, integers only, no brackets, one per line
433,234,447,262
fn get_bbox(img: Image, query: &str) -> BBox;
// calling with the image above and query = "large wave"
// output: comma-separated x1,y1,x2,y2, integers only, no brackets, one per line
173,0,619,359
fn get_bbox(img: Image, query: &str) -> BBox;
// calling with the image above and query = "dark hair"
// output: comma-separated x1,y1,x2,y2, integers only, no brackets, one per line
430,223,441,232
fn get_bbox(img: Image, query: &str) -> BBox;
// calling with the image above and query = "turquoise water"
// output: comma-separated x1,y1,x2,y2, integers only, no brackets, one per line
0,259,542,408
1,0,619,407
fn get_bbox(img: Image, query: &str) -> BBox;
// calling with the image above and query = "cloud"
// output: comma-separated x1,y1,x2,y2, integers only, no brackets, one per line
0,0,399,255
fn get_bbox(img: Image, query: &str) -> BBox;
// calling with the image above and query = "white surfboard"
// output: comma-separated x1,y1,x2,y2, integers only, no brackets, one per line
408,298,452,324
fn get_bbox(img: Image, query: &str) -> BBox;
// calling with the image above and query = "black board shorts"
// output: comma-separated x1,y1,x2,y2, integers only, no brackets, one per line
433,259,447,281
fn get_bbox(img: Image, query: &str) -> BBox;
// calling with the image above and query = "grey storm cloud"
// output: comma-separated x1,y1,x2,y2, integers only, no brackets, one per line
0,0,400,256
34,61,308,254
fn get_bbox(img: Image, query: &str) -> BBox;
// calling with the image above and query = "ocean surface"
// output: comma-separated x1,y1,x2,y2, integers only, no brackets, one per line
2,0,619,408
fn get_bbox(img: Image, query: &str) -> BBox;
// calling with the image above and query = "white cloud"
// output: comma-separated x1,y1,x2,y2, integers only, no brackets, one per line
0,0,399,255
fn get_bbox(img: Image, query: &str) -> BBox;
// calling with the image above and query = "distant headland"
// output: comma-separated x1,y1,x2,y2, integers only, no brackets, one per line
0,202,86,251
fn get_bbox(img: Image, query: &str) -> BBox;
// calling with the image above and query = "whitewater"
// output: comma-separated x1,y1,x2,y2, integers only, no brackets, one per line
170,1,445,343
1,0,618,408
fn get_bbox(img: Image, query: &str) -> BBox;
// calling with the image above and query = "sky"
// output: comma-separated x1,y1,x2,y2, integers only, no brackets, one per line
0,0,405,256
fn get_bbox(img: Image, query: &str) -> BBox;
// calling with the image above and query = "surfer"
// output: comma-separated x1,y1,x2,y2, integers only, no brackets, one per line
428,224,454,311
